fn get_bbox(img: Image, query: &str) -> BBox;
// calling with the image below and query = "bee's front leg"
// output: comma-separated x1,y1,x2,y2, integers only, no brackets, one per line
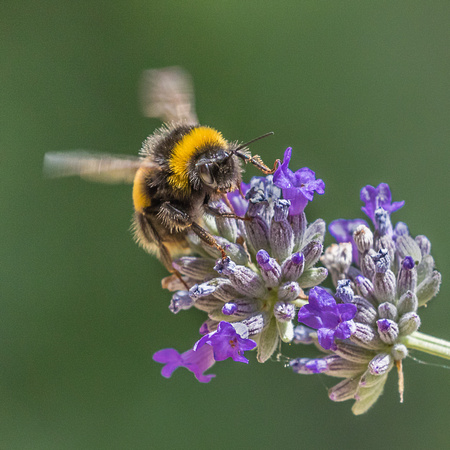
160,202,228,260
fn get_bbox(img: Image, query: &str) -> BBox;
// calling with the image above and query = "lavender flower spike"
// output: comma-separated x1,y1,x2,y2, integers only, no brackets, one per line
360,183,405,225
194,321,257,364
273,147,325,215
298,286,357,351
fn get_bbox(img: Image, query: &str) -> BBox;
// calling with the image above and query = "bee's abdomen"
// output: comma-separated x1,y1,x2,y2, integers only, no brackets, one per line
132,166,152,213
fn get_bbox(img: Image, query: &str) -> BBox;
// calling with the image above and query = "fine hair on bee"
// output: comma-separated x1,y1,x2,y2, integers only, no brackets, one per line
44,67,278,285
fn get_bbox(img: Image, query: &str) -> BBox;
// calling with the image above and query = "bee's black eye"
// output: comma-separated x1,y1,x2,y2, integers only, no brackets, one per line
198,163,216,186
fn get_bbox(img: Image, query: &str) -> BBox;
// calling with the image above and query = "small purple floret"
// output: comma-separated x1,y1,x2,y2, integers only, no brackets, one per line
273,147,325,215
226,181,251,217
298,286,357,351
222,302,237,315
194,321,257,364
290,357,328,374
402,256,415,270
377,318,393,332
153,345,216,383
360,183,404,225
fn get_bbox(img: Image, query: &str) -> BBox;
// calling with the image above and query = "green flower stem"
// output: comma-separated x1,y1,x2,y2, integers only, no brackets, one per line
401,331,450,360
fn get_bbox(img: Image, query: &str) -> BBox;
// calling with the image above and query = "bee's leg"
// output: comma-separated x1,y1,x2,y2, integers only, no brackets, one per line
136,212,188,288
160,202,228,259
190,222,227,259
204,204,249,221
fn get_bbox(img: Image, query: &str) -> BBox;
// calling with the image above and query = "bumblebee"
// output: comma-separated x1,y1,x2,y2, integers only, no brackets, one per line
44,67,277,279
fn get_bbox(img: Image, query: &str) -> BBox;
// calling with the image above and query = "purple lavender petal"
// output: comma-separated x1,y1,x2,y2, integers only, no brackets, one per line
337,302,358,321
153,346,216,383
226,181,251,216
273,148,325,215
194,321,256,364
317,328,337,350
298,287,357,351
361,183,404,224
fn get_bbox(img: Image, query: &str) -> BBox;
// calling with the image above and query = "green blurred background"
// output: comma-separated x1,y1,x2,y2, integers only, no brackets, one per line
1,1,449,448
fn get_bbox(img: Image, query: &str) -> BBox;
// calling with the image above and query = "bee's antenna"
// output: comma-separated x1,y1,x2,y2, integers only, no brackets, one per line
231,132,279,174
232,132,274,153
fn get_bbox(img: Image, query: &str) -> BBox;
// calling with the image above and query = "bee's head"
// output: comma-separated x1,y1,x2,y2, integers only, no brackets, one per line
193,147,241,194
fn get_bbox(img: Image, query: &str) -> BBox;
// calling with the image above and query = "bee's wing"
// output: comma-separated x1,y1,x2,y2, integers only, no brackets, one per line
43,151,158,184
139,66,199,125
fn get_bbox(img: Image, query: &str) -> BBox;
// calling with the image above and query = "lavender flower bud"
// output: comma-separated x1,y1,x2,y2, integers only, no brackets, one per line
197,278,241,302
298,267,328,289
396,235,422,263
378,302,398,321
359,369,387,388
256,318,278,363
350,323,384,350
256,250,282,287
354,275,376,303
172,256,216,280
281,252,305,281
214,257,267,298
322,355,368,378
398,312,421,336
304,219,326,244
213,203,238,243
372,249,390,273
353,296,378,325
415,235,431,256
293,325,315,344
329,378,360,402
393,222,409,241
222,302,237,315
334,341,376,363
273,301,296,322
241,312,269,336
353,375,388,415
289,212,307,252
377,319,399,344
277,320,294,343
354,225,373,253
397,256,417,298
302,240,323,269
360,252,376,281
416,254,435,284
169,290,194,314
290,357,328,374
391,343,408,360
194,296,224,313
244,216,271,254
200,237,248,265
368,352,394,376
189,283,216,300
374,208,392,236
278,281,301,302
270,200,294,261
416,270,442,306
214,298,261,319
321,243,352,285
373,234,396,266
373,266,397,304
335,279,354,303
397,290,418,315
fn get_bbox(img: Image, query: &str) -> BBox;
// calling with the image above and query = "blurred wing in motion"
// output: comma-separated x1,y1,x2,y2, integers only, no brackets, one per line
43,151,157,184
140,66,199,125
